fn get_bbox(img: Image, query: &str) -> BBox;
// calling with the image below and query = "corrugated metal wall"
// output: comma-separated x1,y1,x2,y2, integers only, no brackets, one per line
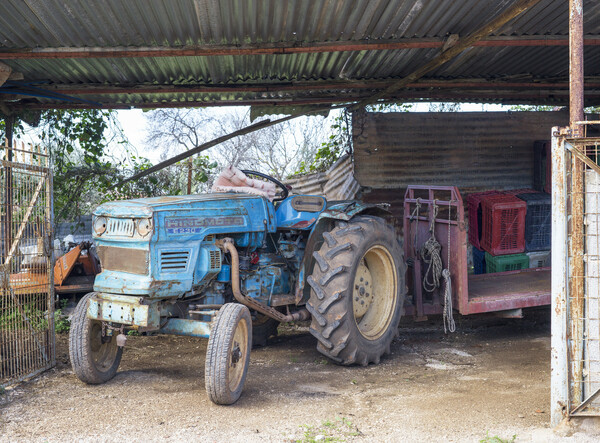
285,154,359,200
354,111,569,223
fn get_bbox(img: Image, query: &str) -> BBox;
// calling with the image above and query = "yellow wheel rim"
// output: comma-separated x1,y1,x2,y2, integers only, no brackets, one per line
352,245,397,340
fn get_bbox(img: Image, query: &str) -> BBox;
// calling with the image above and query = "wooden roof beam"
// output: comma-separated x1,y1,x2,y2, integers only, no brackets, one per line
46,79,600,96
1,35,599,60
15,88,600,111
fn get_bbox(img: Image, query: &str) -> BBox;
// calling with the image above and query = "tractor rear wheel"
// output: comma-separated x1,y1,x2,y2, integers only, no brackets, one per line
69,292,123,384
251,313,279,348
306,216,405,366
205,303,252,405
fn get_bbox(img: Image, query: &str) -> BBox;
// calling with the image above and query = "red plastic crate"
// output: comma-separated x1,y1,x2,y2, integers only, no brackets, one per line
466,190,502,250
480,194,527,255
504,188,539,196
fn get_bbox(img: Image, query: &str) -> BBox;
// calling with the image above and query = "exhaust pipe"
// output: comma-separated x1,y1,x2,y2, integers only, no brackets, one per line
217,238,310,323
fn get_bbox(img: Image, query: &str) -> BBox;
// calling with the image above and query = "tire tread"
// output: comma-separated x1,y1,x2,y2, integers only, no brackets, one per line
306,216,406,366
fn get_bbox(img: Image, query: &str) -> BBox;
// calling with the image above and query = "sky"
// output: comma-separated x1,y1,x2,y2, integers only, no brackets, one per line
116,106,256,163
116,102,510,163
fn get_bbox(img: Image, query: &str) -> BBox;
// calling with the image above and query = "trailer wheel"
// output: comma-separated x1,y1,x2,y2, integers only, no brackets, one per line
69,293,123,384
251,313,279,348
205,303,252,405
307,216,405,366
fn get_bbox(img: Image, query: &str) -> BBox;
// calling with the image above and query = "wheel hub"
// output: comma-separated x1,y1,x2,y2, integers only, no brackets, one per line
230,342,241,367
353,260,374,318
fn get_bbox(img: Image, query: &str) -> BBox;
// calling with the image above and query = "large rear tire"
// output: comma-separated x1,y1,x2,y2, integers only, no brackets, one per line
69,293,123,384
205,303,252,405
306,216,405,366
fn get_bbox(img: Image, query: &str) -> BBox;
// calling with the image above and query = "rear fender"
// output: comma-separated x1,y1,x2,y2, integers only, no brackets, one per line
294,201,394,304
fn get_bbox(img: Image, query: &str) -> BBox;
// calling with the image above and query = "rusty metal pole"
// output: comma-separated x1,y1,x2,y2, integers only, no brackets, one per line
551,129,569,426
2,115,14,263
569,0,585,410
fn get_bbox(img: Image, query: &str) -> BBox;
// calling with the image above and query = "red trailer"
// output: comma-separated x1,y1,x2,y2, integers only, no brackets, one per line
403,185,551,319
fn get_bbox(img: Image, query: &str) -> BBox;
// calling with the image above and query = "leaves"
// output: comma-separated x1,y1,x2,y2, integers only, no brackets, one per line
1,109,158,221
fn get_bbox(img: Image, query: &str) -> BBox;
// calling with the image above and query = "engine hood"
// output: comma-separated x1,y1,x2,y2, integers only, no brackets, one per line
93,193,261,218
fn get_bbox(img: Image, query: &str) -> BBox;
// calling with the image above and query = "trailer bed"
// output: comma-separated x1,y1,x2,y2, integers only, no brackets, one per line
465,268,551,314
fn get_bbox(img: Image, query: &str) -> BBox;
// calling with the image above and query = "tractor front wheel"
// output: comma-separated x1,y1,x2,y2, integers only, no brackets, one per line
69,292,123,384
307,216,405,366
205,303,252,405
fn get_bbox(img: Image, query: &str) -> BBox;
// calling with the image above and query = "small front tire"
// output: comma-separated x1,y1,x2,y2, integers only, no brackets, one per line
205,303,252,405
69,293,123,384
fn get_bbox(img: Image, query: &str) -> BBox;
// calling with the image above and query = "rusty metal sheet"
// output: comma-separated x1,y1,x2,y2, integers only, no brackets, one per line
323,155,360,200
4,2,600,109
97,246,149,275
285,154,359,200
353,111,570,191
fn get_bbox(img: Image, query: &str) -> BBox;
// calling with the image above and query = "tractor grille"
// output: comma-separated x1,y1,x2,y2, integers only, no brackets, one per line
97,246,148,275
160,250,190,272
203,234,215,242
209,250,221,270
107,218,135,237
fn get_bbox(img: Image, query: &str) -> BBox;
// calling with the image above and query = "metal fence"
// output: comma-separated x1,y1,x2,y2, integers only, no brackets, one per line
552,123,600,424
1,140,55,387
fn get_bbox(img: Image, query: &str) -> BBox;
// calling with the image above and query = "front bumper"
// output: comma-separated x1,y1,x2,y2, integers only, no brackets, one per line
87,293,161,328
93,270,192,297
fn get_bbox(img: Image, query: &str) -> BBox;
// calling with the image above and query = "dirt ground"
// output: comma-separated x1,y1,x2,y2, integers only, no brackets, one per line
1,310,599,442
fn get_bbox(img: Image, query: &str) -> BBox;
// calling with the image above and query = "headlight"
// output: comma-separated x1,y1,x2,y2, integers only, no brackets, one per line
136,218,153,237
93,216,107,235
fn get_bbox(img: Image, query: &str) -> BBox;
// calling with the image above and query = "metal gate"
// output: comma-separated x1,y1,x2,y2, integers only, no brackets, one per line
552,123,600,425
1,140,55,387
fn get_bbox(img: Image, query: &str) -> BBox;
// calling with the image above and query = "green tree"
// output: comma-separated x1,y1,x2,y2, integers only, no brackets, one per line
1,109,153,221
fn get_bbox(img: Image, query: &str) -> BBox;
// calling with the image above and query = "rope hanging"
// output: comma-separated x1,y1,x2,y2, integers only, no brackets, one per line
443,200,456,333
420,203,443,293
418,200,456,334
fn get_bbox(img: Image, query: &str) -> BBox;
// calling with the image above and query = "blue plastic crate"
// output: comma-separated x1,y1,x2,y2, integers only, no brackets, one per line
472,246,486,275
516,192,551,251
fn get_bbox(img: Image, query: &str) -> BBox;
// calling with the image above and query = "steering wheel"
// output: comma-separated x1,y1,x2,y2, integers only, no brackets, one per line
241,170,289,202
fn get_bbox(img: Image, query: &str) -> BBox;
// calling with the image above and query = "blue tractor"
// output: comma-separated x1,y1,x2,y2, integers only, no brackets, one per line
69,171,405,404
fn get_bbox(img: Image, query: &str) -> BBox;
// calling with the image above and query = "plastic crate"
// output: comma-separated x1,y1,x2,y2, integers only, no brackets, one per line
472,246,486,274
533,140,550,192
466,190,502,251
485,252,529,273
527,250,551,268
504,188,539,196
480,194,527,255
516,192,551,251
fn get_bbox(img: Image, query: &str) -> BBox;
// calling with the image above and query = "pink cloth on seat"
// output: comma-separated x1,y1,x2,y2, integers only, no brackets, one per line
211,166,277,201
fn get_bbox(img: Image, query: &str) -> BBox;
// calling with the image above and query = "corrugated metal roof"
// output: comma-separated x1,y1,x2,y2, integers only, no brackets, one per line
1,0,599,110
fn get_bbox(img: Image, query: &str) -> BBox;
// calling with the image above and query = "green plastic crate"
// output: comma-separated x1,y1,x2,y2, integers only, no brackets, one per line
485,252,529,273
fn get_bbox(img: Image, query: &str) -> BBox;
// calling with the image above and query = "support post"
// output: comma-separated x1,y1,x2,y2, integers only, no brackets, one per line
569,0,585,408
551,129,569,426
